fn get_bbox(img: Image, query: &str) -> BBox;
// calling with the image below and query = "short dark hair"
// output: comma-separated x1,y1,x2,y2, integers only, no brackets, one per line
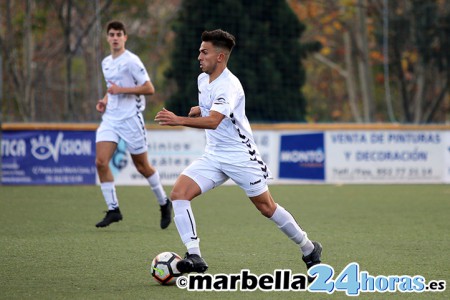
201,29,236,52
106,21,127,35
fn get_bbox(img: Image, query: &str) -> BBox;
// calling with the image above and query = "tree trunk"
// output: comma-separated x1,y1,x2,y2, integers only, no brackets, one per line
356,0,375,122
24,0,34,121
412,61,425,123
64,0,73,121
343,30,362,122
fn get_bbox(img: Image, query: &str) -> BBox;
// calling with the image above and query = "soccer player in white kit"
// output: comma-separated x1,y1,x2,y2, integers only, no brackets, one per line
95,21,172,229
155,29,322,280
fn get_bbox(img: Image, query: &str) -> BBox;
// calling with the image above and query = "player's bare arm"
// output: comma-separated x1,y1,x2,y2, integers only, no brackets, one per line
96,94,108,113
107,80,155,95
155,108,224,129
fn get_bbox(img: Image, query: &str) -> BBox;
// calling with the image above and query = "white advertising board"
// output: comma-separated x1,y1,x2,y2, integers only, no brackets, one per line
445,132,450,183
103,129,449,185
325,131,446,183
106,129,206,185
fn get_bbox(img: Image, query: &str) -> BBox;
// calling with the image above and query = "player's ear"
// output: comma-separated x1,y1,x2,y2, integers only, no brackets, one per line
217,52,225,62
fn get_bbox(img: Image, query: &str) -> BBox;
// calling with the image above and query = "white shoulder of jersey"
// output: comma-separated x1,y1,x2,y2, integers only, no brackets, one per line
124,50,146,65
124,50,136,60
198,72,208,83
102,54,113,65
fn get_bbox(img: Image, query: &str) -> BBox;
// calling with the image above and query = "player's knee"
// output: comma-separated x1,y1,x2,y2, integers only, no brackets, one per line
134,163,148,176
95,158,109,170
170,190,183,201
170,188,195,201
257,203,276,218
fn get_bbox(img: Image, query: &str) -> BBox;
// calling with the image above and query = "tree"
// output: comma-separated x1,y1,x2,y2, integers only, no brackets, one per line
0,0,180,122
166,0,320,122
389,0,450,123
0,0,35,121
289,0,381,123
288,0,449,123
0,0,113,122
55,0,112,121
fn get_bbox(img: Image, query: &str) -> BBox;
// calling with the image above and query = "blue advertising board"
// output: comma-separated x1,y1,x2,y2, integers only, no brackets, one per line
1,130,96,185
279,133,325,181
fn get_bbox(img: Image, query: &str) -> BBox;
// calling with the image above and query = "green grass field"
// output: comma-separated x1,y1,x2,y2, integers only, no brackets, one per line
0,184,449,300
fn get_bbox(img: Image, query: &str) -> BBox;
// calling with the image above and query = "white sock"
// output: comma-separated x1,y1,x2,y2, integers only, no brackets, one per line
147,171,168,206
270,204,315,256
101,182,119,210
172,200,201,256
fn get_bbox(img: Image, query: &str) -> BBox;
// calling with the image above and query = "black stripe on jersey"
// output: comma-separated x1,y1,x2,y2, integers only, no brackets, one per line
136,96,143,110
229,113,270,179
136,113,147,145
237,128,246,139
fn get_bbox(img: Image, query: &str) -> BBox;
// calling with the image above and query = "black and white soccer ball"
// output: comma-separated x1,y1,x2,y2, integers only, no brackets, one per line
150,252,183,285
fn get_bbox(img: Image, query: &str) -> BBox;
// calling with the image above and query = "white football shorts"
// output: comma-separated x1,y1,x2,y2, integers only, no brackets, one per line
182,153,269,197
96,113,148,155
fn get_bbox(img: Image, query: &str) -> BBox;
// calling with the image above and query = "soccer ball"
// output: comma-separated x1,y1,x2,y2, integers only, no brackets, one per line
150,252,183,285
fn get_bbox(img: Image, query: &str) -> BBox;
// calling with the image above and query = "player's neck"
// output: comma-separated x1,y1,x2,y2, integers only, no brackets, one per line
111,48,126,59
209,65,226,83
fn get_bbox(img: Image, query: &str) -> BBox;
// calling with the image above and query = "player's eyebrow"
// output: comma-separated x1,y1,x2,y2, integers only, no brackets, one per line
108,32,123,37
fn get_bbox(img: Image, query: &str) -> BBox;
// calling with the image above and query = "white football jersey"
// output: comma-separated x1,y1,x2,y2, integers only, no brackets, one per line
198,68,268,172
101,50,150,122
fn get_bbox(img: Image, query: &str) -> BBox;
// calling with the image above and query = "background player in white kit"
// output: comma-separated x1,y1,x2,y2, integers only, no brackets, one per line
95,21,172,229
154,29,322,280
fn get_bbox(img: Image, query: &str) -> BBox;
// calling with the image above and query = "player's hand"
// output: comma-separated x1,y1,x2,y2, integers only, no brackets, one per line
154,108,179,126
188,106,201,118
107,81,122,95
96,100,106,113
